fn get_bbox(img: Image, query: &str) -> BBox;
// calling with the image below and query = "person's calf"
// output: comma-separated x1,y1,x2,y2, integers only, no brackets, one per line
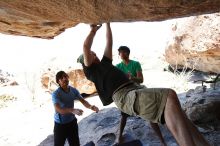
164,91,196,146
184,115,210,146
149,122,167,146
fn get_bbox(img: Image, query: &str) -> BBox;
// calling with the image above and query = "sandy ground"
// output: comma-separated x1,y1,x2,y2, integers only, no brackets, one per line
0,85,116,146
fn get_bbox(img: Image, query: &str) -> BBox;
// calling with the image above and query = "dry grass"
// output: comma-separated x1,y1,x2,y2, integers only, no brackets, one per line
0,94,17,109
169,65,194,93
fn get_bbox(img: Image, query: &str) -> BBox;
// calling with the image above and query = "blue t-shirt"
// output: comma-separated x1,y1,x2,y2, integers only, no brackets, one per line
52,86,82,124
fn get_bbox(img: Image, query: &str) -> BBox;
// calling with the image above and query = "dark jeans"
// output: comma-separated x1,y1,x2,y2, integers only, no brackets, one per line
54,119,79,146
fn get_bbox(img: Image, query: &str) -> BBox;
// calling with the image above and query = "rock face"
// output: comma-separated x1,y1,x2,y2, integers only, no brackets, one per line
41,72,57,93
78,107,176,146
183,83,220,130
41,69,96,94
78,107,220,146
68,69,96,94
165,13,220,73
0,0,220,38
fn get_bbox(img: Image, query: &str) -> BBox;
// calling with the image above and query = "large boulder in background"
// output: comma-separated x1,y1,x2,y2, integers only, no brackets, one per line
165,13,220,73
68,69,96,94
0,0,220,38
41,69,96,94
182,83,220,130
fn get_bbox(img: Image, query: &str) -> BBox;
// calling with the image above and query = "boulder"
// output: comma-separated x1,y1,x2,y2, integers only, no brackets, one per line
41,69,96,94
0,1,220,38
41,72,57,93
68,69,96,95
79,107,220,146
78,107,176,146
165,13,220,73
183,84,220,130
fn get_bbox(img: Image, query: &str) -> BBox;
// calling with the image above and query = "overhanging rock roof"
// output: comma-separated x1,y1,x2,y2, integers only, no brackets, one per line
0,0,220,39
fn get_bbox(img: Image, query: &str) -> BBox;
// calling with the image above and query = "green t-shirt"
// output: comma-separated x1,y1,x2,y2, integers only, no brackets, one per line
116,60,142,77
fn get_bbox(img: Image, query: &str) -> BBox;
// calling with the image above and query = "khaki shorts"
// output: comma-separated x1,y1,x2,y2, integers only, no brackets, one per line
112,84,170,123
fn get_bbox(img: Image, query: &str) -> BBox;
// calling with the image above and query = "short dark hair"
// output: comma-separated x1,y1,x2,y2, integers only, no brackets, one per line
118,46,130,55
56,71,67,84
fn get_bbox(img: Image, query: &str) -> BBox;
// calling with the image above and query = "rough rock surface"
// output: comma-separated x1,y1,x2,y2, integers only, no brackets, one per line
165,13,220,73
41,69,96,94
68,69,96,94
79,107,176,146
0,0,220,38
78,107,219,146
183,83,220,130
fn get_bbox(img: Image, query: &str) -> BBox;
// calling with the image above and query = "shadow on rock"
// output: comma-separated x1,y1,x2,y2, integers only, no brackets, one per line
37,134,54,146
78,107,176,146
